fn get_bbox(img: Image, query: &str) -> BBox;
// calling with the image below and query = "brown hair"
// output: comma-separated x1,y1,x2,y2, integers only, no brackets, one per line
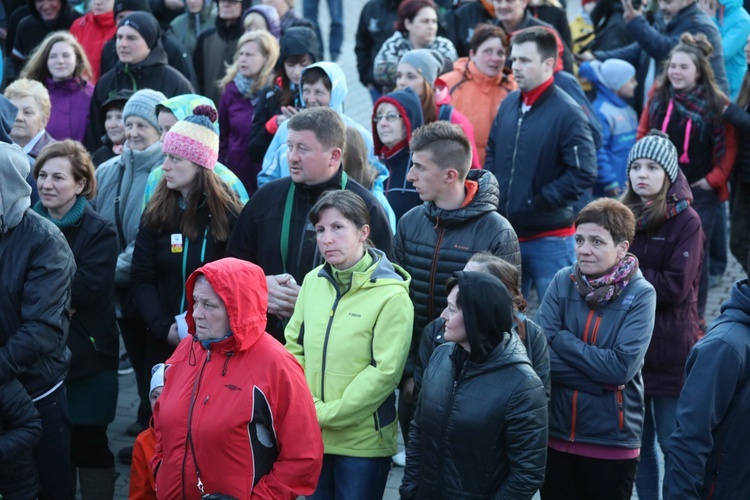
278,53,313,107
343,126,376,190
395,0,437,34
218,30,280,95
288,106,346,151
469,23,509,54
620,172,671,235
419,78,438,124
653,33,727,119
308,190,371,244
33,140,97,199
141,168,243,241
575,198,636,245
409,121,471,178
21,31,93,83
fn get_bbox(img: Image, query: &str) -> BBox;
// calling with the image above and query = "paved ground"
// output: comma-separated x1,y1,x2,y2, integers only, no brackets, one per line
108,1,746,497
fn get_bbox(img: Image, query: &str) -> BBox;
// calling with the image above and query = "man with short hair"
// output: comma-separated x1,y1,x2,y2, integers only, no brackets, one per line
663,259,750,499
485,26,596,302
589,0,728,114
394,120,521,447
227,107,393,341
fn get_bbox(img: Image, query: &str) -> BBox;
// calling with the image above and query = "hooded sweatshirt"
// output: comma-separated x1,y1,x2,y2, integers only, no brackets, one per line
372,87,424,221
12,0,80,72
154,258,323,499
578,61,637,196
168,0,217,56
142,94,249,207
258,61,396,231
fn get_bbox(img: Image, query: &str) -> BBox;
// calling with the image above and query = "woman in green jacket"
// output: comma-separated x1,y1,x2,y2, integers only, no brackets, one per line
285,190,413,499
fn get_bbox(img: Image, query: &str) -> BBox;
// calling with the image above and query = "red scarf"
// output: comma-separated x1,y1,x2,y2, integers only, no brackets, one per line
521,76,554,107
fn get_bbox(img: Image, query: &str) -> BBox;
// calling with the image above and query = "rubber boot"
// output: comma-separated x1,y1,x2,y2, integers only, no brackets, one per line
77,467,117,500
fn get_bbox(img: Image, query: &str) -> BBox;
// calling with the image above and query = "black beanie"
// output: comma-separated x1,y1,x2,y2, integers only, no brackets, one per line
118,12,160,50
114,0,151,17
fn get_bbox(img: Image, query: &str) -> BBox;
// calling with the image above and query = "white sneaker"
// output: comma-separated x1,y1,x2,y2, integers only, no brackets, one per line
392,450,406,467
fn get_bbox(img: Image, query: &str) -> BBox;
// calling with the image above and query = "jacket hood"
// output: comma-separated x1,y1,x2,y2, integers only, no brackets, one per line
185,258,268,352
0,96,18,144
424,169,499,226
578,61,629,108
243,5,280,39
300,61,347,113
667,169,693,204
279,26,320,66
156,94,220,134
187,0,214,20
452,271,513,363
0,143,33,233
372,87,424,154
27,0,71,22
714,280,750,329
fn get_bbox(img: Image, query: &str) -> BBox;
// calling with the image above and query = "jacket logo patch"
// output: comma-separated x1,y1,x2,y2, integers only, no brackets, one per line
348,312,362,318
622,295,635,306
368,18,379,32
453,244,470,250
225,384,242,391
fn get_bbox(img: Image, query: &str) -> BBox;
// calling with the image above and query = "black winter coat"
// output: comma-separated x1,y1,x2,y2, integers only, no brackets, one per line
723,100,750,183
193,20,245,105
0,211,74,398
485,85,597,238
86,46,194,151
248,84,287,163
226,169,393,341
11,0,80,74
401,337,548,499
0,379,42,499
61,205,119,380
628,172,704,397
355,0,399,88
394,169,521,376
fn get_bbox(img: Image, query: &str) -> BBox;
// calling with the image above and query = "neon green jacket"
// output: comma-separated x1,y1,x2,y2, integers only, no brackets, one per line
285,248,412,457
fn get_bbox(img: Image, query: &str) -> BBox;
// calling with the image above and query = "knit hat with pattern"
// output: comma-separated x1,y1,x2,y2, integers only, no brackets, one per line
162,105,219,170
627,130,679,184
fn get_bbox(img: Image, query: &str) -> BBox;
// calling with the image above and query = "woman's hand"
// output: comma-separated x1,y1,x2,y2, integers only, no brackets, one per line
167,323,181,346
277,106,300,126
690,178,713,191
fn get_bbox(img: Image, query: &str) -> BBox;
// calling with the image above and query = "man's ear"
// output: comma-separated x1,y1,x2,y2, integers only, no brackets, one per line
329,147,342,165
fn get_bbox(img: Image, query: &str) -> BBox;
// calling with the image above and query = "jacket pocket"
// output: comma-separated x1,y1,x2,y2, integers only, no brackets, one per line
374,392,397,430
615,390,625,430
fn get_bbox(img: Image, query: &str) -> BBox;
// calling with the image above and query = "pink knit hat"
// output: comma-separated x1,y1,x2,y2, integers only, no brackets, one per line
162,105,219,170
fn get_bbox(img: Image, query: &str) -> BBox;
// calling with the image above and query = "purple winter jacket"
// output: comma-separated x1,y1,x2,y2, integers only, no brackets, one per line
218,81,261,195
629,171,705,397
46,78,94,143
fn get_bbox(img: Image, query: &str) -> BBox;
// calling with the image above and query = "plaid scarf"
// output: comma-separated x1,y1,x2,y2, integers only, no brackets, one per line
635,198,691,231
573,254,639,309
649,85,727,165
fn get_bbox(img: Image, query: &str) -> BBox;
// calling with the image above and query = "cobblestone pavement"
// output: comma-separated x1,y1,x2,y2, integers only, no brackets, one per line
108,1,745,497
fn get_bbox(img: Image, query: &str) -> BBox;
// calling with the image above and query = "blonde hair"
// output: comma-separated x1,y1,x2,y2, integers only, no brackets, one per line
20,31,93,83
218,30,280,95
4,78,52,123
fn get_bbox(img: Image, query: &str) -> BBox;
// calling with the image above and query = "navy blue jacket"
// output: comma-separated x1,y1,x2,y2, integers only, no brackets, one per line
484,85,597,238
664,280,750,499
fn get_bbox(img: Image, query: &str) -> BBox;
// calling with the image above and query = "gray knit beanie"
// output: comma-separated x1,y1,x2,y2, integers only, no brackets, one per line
123,89,167,132
399,49,444,85
627,130,679,184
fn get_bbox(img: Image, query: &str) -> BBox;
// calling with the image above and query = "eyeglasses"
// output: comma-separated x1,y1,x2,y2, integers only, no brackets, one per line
373,113,402,123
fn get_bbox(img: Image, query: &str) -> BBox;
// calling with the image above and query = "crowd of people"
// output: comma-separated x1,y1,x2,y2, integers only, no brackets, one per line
1,0,750,498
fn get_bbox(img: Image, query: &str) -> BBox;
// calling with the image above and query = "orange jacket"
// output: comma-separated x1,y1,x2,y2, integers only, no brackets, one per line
129,425,157,500
439,58,517,166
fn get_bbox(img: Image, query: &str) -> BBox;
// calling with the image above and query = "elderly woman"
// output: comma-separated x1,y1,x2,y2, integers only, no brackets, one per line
373,0,457,92
400,271,548,499
131,105,243,388
20,32,94,143
536,198,657,499
285,190,412,499
32,140,119,498
153,258,324,498
4,78,55,159
93,89,167,447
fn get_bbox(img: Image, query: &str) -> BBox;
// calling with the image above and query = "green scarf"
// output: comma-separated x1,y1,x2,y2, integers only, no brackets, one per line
331,251,373,294
33,196,86,229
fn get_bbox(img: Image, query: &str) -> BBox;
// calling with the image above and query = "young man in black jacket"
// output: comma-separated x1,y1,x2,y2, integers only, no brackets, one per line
485,26,596,303
394,121,521,449
226,107,393,342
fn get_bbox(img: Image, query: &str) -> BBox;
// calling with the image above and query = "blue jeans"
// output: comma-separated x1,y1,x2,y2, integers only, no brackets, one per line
520,236,576,303
303,0,343,59
635,396,679,500
34,384,74,499
709,201,728,276
691,188,720,320
308,454,391,500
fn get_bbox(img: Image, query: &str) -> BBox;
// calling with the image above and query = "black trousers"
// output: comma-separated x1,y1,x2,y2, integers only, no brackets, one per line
540,447,639,500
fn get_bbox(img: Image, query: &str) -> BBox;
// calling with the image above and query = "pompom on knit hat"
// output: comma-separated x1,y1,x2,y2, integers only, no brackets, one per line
150,363,165,396
627,130,680,184
162,105,219,170
123,89,167,133
399,49,445,85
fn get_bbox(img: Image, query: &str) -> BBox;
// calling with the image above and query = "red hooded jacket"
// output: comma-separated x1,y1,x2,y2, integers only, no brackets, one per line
152,258,323,499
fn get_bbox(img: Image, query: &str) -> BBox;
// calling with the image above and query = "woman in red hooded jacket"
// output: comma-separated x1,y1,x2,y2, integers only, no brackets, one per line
152,258,323,499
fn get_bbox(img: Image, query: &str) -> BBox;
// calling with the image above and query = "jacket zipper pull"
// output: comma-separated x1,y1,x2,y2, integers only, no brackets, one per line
203,395,209,405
